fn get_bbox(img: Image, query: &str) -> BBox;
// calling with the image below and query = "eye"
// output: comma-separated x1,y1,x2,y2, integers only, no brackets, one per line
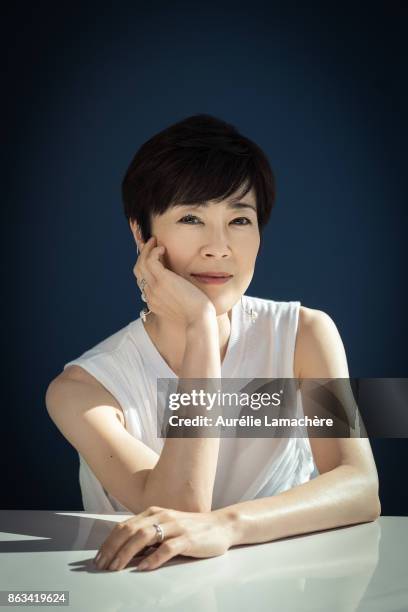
178,215,252,225
232,217,252,225
178,214,202,224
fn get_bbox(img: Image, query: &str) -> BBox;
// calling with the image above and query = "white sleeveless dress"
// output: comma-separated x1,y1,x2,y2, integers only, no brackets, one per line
63,294,318,512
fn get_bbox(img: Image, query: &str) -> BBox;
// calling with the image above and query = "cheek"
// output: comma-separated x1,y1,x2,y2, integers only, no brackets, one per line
239,241,259,267
161,244,189,273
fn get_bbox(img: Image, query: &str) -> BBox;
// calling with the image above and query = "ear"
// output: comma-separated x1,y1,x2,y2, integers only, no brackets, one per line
129,220,143,249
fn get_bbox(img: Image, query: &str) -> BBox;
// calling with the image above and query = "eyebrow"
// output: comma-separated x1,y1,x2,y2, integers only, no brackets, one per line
174,200,257,213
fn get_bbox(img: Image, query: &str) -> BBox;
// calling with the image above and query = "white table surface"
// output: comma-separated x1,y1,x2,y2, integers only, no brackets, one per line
0,512,406,611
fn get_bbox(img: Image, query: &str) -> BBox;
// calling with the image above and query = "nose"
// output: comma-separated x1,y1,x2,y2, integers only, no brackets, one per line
200,234,231,259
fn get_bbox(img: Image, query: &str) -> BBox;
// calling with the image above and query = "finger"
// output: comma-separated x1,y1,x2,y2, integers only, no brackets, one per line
95,522,137,570
134,246,157,290
137,536,188,571
137,245,167,301
94,508,155,566
135,236,156,273
138,237,147,252
139,235,155,253
134,237,160,283
133,265,155,295
103,527,156,571
144,245,166,280
109,522,181,571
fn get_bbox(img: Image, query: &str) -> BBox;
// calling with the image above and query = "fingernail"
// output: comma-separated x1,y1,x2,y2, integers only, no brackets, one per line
94,552,101,564
137,560,149,571
109,557,120,571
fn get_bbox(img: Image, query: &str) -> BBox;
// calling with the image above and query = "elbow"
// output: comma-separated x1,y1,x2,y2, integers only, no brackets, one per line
45,380,58,417
360,482,381,522
352,467,381,521
45,376,62,415
367,475,382,520
368,495,381,521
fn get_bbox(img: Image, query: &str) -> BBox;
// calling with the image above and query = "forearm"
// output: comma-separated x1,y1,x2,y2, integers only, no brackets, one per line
142,315,221,513
215,465,381,547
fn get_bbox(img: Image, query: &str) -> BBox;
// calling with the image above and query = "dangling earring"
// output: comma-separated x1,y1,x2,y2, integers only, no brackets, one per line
136,242,140,256
241,296,258,322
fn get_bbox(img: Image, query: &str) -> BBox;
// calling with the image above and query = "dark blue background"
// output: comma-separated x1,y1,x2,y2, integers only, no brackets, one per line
3,3,407,514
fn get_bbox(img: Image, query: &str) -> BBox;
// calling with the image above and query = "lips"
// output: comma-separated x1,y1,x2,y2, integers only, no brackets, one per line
190,273,233,285
191,273,233,278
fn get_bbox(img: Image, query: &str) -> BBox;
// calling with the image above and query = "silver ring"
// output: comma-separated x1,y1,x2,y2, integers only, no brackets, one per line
140,278,148,302
153,523,164,544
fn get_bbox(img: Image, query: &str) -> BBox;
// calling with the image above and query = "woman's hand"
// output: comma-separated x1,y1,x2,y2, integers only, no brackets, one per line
133,236,216,328
93,505,235,572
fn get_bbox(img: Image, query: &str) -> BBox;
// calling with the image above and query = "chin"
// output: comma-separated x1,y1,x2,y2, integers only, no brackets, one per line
209,292,239,317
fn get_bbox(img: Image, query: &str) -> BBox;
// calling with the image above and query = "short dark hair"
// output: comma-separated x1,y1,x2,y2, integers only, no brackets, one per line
122,114,276,242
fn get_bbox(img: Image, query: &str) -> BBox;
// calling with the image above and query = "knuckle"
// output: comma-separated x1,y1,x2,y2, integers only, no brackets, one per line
137,527,151,539
147,506,162,514
183,533,193,547
160,541,174,554
114,522,125,531
160,509,174,521
105,544,116,557
116,522,131,534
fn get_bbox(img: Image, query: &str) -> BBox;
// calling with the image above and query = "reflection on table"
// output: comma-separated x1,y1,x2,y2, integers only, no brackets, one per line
1,512,407,611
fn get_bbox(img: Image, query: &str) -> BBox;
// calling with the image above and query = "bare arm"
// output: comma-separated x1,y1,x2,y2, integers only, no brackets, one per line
45,371,160,515
87,306,381,575
142,313,221,513
213,307,381,545
127,235,225,512
46,313,221,514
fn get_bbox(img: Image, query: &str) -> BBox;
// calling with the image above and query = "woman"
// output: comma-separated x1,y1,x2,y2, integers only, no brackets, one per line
46,114,381,572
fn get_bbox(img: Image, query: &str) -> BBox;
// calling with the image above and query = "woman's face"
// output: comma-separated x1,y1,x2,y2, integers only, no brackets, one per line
147,187,261,316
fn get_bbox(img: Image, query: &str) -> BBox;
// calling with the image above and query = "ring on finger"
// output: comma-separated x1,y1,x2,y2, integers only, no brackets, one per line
153,523,165,544
139,278,148,302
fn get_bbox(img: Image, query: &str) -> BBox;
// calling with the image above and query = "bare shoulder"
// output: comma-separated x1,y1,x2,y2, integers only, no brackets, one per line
294,306,349,378
298,306,334,334
57,365,103,386
49,365,126,429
